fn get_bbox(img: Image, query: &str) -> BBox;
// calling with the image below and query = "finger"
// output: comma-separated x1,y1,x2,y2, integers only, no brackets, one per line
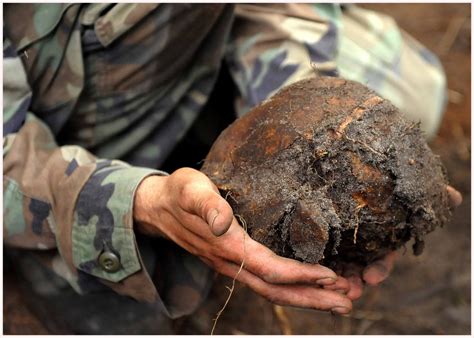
341,263,364,300
447,185,462,208
156,211,214,255
363,251,398,286
179,180,234,237
323,276,350,294
224,235,338,286
206,205,234,237
346,275,364,301
197,231,351,313
209,257,352,314
183,211,338,286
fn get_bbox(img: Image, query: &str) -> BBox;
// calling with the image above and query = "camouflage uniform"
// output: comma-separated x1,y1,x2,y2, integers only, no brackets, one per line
228,4,447,136
3,3,446,328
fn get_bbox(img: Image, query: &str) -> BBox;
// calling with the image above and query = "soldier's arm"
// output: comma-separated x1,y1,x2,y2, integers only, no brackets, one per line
3,36,351,314
3,36,164,301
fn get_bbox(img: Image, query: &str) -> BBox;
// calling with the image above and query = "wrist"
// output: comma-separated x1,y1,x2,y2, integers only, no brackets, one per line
133,175,168,237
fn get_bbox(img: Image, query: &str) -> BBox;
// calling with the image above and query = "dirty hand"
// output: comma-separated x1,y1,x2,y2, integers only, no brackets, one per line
134,167,352,314
328,185,463,301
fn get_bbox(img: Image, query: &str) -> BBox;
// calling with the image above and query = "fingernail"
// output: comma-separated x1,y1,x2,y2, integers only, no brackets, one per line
207,209,219,231
316,277,337,286
331,306,351,315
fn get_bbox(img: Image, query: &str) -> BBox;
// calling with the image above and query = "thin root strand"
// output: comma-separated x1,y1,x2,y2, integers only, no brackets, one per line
210,215,248,335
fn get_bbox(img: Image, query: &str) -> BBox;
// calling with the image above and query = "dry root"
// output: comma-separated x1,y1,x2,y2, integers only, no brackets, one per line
210,215,248,335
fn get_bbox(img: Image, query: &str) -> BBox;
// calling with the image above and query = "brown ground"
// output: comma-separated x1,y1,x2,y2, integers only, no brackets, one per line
3,3,471,335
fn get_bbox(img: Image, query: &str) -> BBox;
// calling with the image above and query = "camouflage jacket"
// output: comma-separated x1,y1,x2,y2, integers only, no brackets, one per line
3,3,446,318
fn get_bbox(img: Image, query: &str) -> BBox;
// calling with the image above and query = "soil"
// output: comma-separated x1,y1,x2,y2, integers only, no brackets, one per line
202,77,451,267
3,3,470,335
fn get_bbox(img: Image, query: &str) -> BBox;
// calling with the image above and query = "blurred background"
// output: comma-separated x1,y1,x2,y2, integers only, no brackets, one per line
3,3,471,335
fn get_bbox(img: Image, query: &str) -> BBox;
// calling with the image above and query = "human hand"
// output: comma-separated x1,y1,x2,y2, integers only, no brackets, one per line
134,167,353,314
326,185,463,301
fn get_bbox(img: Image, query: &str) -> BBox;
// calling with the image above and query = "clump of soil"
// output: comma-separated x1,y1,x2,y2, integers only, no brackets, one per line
201,77,452,267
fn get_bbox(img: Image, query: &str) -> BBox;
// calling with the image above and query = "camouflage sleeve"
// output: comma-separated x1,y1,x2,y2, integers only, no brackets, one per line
3,38,165,301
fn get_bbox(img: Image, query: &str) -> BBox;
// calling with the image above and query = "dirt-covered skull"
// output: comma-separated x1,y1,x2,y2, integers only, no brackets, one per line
201,77,451,268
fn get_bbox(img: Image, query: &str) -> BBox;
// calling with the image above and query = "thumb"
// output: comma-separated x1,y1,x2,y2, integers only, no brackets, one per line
172,168,234,236
185,181,234,236
206,203,234,236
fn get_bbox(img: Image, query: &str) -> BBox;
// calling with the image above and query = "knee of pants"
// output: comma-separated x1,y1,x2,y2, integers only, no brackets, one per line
336,6,448,140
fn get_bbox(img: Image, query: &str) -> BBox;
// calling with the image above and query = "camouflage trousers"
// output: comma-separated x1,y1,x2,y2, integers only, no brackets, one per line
333,4,446,139
229,4,446,139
